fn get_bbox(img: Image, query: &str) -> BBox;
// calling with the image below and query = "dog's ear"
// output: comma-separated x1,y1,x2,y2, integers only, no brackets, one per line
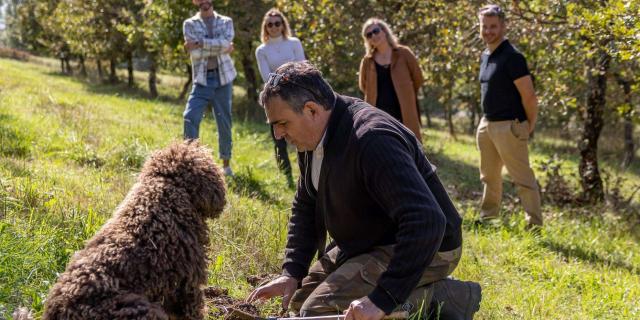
192,168,226,219
182,141,226,219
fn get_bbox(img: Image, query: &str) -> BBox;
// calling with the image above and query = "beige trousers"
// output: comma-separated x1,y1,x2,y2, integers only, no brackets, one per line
289,245,462,316
476,117,543,226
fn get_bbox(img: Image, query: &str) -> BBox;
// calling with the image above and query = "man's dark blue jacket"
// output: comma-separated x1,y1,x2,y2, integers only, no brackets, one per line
282,94,463,313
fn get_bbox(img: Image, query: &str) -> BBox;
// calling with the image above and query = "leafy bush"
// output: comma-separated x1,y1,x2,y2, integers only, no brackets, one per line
536,155,575,206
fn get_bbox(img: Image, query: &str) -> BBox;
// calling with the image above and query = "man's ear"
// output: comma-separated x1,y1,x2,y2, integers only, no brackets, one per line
304,101,321,116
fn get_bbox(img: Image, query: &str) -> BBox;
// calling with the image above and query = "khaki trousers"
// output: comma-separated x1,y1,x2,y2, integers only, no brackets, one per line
289,245,462,316
476,117,543,226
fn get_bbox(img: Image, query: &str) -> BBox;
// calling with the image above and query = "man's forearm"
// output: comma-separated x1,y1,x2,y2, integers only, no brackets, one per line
201,38,232,53
523,96,538,130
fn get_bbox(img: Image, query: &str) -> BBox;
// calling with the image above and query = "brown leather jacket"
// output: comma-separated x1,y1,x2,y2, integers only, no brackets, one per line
359,45,424,141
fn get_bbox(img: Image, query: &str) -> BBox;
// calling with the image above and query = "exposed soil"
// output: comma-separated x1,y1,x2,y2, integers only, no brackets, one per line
246,273,278,287
204,286,260,319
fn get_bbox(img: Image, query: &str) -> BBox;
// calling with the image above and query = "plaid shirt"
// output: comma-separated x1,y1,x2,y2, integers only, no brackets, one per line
183,12,237,86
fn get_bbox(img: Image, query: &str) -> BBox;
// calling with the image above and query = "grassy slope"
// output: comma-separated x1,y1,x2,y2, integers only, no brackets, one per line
0,58,638,319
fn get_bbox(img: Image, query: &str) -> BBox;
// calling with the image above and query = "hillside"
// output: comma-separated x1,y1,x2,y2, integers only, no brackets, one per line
0,58,638,319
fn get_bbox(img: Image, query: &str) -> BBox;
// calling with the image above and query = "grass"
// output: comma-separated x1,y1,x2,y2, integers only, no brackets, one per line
0,57,639,319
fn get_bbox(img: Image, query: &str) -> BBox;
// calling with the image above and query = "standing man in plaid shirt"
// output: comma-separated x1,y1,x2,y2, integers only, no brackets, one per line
183,0,237,176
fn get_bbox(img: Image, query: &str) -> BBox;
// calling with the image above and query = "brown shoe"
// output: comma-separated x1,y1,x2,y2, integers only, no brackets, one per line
430,278,482,320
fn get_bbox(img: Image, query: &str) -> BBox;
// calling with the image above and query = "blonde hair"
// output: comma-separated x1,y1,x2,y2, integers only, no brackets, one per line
260,8,292,44
362,18,399,57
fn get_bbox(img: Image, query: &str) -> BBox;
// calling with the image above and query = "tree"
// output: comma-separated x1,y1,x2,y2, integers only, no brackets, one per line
567,1,639,202
141,0,194,98
615,71,636,168
5,0,46,52
504,0,640,202
217,0,271,118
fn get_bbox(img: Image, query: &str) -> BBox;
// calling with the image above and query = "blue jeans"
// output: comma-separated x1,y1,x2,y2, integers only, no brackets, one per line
183,71,233,160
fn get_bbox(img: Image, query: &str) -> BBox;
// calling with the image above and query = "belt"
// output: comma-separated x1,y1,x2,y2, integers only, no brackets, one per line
484,116,526,122
206,68,218,73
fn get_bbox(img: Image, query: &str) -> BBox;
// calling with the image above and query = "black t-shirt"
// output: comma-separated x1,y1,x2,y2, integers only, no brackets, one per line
479,39,530,121
374,62,403,122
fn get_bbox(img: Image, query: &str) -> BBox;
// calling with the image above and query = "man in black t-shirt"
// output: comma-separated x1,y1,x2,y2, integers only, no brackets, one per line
477,5,543,227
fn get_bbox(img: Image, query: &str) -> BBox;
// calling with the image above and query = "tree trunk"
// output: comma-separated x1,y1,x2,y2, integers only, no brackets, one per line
445,86,456,139
240,39,260,119
127,52,134,88
78,55,87,77
148,54,158,99
97,59,103,80
64,57,72,75
579,50,609,203
468,96,480,135
424,100,432,128
618,79,635,168
59,57,65,74
623,111,635,168
109,58,118,83
179,63,193,101
446,104,456,139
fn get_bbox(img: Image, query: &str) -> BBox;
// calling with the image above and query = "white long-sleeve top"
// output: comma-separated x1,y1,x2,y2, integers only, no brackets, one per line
255,36,306,83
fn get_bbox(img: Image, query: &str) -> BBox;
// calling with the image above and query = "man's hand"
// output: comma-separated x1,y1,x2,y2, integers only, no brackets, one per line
528,121,536,134
224,42,235,54
344,297,385,320
246,275,298,310
184,40,202,52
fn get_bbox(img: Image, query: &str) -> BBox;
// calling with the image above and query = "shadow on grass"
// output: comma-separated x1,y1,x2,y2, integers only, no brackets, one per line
427,150,482,200
228,167,282,204
540,239,640,276
44,70,184,104
42,70,269,126
0,158,32,178
530,135,640,178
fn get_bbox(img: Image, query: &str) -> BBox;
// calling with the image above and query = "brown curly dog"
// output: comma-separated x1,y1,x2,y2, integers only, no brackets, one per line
43,140,226,320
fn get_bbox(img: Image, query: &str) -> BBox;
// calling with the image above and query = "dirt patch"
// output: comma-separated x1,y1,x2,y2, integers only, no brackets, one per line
246,273,279,287
204,286,260,319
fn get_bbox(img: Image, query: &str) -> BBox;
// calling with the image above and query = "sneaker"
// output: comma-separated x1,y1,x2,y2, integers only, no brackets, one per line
430,278,482,320
223,166,234,177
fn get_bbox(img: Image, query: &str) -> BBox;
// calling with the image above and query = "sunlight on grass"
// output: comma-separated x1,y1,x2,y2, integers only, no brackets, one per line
0,58,638,319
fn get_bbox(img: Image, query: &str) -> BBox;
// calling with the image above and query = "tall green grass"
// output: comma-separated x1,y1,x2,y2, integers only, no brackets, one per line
0,58,638,319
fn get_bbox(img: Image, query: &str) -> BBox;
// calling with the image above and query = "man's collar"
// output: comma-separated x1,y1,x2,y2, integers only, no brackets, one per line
489,39,509,56
314,129,328,154
195,11,218,20
321,93,347,148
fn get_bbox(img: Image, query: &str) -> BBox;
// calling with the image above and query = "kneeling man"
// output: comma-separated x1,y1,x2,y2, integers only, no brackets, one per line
248,61,481,320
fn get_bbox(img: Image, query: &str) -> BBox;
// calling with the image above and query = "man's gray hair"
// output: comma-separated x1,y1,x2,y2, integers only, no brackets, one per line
259,61,335,113
478,4,506,22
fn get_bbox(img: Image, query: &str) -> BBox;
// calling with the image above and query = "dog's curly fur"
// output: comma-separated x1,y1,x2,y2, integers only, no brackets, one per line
43,140,226,320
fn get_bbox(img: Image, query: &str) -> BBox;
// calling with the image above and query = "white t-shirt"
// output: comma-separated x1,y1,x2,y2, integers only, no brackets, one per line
255,36,306,82
311,130,327,190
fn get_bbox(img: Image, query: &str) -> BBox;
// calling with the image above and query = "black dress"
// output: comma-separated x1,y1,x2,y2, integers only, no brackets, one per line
375,62,402,122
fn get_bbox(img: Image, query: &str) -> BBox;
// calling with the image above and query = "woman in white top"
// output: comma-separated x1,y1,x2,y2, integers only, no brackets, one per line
255,8,305,185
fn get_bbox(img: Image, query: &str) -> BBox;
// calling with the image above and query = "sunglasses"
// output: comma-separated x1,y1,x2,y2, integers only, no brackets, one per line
267,21,283,28
365,27,381,39
266,72,322,103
